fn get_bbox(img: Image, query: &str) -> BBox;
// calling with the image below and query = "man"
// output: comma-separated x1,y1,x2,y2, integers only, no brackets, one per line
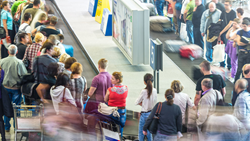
194,60,226,105
22,0,40,24
88,58,113,103
205,0,225,13
192,0,205,49
40,16,61,37
196,78,223,140
183,0,195,44
200,2,221,62
18,12,32,44
233,19,250,83
0,45,27,132
234,78,250,139
218,0,236,71
232,64,250,106
16,33,29,59
63,57,77,77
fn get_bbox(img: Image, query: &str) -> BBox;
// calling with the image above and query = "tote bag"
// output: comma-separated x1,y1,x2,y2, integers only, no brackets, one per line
180,23,189,42
213,42,225,63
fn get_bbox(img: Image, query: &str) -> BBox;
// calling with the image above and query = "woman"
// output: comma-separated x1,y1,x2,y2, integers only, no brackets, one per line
0,1,13,59
226,18,241,82
143,89,182,141
104,71,128,137
69,62,87,113
0,67,5,141
135,73,157,141
171,80,195,133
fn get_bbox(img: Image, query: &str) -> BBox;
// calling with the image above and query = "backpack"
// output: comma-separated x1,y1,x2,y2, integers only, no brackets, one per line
175,0,183,11
14,24,29,44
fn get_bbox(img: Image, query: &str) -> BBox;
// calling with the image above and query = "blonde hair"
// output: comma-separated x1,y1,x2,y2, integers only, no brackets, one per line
98,58,108,69
112,71,123,83
59,53,70,63
233,18,241,24
171,80,184,93
70,62,83,78
35,33,44,43
52,47,62,58
38,13,47,21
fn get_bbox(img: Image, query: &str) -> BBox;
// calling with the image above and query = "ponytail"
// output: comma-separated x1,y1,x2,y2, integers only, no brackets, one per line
144,73,154,99
165,89,174,105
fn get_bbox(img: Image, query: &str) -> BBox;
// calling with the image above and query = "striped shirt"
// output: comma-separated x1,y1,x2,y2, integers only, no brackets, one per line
22,43,42,70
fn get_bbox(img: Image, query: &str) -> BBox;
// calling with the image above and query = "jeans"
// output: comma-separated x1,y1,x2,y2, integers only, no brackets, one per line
139,112,152,141
234,51,250,83
4,88,22,130
206,37,213,62
111,109,126,137
186,20,194,44
177,16,181,35
193,27,204,49
154,131,177,141
156,0,165,16
220,33,231,69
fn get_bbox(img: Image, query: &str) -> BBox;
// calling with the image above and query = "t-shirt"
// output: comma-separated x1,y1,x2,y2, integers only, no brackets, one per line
108,85,128,107
16,43,27,60
237,30,250,50
23,8,38,24
40,28,60,37
91,72,113,102
35,22,43,28
185,0,195,21
196,74,226,96
18,23,31,33
220,9,236,30
11,1,26,16
1,9,13,30
192,4,205,27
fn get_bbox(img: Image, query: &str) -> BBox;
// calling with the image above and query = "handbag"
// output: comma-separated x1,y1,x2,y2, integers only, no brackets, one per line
212,42,225,63
98,102,120,117
148,102,162,134
23,56,30,69
0,9,6,39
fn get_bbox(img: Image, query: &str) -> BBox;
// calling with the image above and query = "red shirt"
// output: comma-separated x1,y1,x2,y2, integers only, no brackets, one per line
108,85,128,107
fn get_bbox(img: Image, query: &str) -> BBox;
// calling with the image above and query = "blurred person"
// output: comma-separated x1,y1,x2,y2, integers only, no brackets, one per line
11,0,26,17
234,78,250,140
58,34,64,43
236,8,244,22
16,33,29,59
22,0,40,24
180,0,190,37
48,34,65,54
0,45,27,132
63,57,77,78
196,78,223,140
52,47,61,61
0,67,6,141
168,0,179,35
233,19,250,83
35,12,46,28
200,2,221,62
143,89,182,141
69,62,87,113
225,18,241,82
40,16,60,37
1,1,14,59
155,0,165,16
31,15,50,36
194,61,226,106
171,80,195,133
59,53,70,64
18,12,32,44
218,0,236,71
88,58,113,103
104,71,128,137
22,32,44,72
135,73,157,141
205,0,225,13
183,0,195,44
192,0,205,49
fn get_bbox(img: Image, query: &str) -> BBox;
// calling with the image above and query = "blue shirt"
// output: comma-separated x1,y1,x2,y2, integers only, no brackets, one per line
1,9,13,30
237,30,250,50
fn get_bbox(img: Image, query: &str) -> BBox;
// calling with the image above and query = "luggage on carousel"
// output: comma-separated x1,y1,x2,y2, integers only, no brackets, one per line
179,44,203,60
63,44,74,57
192,65,204,80
150,16,172,32
211,66,227,80
165,40,187,53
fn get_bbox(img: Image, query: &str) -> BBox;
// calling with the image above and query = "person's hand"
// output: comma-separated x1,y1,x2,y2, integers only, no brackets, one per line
143,131,147,135
184,19,187,23
179,14,181,20
192,106,197,110
193,6,197,12
217,35,221,43
233,42,236,48
201,33,205,37
42,99,49,104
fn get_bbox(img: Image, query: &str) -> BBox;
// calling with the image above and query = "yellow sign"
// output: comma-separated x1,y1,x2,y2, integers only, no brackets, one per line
95,0,111,23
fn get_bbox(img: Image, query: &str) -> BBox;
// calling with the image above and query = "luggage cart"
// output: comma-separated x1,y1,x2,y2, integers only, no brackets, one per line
13,104,44,141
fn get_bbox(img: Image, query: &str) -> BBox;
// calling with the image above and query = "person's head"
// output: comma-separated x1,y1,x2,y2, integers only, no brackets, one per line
48,62,59,77
59,53,70,63
224,0,232,11
165,89,175,105
42,41,54,56
1,1,9,9
70,62,83,78
200,60,211,74
236,8,244,17
195,0,202,6
33,0,40,7
171,80,184,93
242,19,250,31
34,32,45,43
48,34,59,45
235,78,248,94
242,64,250,78
64,57,77,70
23,12,32,23
232,18,241,29
111,72,123,85
58,34,64,43
38,13,47,22
201,78,213,91
50,16,58,26
98,58,108,71
144,73,153,98
52,47,62,59
53,73,71,89
8,45,18,55
19,33,29,45
209,2,216,12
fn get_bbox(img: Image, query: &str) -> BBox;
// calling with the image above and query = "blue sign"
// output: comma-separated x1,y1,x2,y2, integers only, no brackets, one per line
150,39,156,70
100,8,112,36
88,0,99,17
150,38,163,71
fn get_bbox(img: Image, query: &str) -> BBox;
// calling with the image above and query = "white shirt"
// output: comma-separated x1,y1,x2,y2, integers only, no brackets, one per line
135,88,157,112
173,92,194,124
19,23,31,34
181,0,190,14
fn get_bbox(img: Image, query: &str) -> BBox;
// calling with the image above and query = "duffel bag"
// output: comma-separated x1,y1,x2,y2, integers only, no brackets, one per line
180,44,203,60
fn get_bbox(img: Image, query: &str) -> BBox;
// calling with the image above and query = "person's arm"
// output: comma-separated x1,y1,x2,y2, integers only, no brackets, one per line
226,27,233,40
194,91,201,106
27,33,32,44
200,11,206,36
176,106,182,132
65,88,77,107
234,97,247,121
88,86,96,97
221,87,226,97
2,18,8,37
220,20,234,36
36,83,51,103
104,89,110,103
183,9,188,23
196,98,210,126
135,90,144,106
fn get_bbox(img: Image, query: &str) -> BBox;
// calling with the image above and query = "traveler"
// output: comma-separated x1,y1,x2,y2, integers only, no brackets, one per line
180,0,190,35
11,0,26,17
22,0,40,24
192,0,205,49
88,58,113,103
16,33,29,59
40,16,60,37
22,32,44,71
205,0,225,13
17,12,32,44
200,2,221,62
183,0,195,44
0,45,27,132
171,80,195,133
135,73,157,141
47,34,65,53
104,71,128,137
233,19,250,83
0,67,6,141
234,78,250,140
155,0,165,16
62,57,77,77
194,61,226,105
236,8,244,22
58,34,64,43
1,1,14,59
69,62,87,113
52,47,62,62
143,89,182,141
196,78,223,140
50,73,76,115
59,53,70,64
218,0,236,71
35,12,46,28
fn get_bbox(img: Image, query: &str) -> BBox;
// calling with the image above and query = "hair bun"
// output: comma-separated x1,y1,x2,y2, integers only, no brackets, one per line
167,95,173,100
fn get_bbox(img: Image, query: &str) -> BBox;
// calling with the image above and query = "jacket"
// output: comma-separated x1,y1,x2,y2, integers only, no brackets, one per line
206,21,223,42
200,9,221,34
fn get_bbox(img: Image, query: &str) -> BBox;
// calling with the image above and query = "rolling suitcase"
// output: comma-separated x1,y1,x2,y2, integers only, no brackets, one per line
179,44,203,60
192,65,204,80
165,40,187,53
211,66,228,80
63,44,74,57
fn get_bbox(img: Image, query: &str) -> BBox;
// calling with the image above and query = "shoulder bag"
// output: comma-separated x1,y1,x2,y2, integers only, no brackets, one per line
98,102,120,117
0,9,6,39
148,102,162,134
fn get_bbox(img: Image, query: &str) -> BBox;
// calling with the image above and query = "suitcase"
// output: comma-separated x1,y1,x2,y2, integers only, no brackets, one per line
63,44,74,57
179,44,203,60
192,65,204,80
211,66,228,80
165,40,187,53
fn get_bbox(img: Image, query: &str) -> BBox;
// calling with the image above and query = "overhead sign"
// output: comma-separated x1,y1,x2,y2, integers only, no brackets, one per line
88,0,99,17
95,0,111,23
